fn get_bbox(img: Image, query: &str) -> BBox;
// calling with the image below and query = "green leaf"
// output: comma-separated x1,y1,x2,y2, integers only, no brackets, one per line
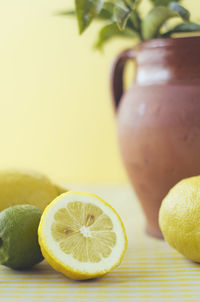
127,0,142,8
169,2,190,22
123,0,136,7
129,10,141,32
75,0,104,34
162,22,200,37
114,2,132,30
142,4,190,40
57,3,114,21
95,23,137,49
142,7,177,40
149,0,181,6
127,10,143,39
55,10,76,17
99,2,115,20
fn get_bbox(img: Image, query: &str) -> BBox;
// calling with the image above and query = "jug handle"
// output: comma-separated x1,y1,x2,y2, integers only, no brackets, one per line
110,48,135,110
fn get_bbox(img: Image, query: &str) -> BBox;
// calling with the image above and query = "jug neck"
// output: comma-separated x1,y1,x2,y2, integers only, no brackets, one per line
135,36,200,85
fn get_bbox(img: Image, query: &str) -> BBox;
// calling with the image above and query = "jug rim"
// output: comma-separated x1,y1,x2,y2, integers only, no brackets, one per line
137,35,200,50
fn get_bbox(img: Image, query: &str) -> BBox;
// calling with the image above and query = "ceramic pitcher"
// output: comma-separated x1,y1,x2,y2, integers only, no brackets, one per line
111,36,200,238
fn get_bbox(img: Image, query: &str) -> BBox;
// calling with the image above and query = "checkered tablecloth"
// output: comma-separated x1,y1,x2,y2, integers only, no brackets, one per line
1,185,200,302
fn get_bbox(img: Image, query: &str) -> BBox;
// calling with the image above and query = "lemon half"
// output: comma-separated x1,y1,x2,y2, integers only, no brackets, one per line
38,191,127,280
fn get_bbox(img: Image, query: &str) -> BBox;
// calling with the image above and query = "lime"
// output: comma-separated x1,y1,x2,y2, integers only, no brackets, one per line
0,169,67,212
0,205,43,270
159,176,200,262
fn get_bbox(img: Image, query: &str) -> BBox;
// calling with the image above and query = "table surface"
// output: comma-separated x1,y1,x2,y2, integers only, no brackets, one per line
1,184,200,302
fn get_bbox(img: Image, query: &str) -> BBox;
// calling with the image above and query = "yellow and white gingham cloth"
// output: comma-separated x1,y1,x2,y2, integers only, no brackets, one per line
1,185,200,302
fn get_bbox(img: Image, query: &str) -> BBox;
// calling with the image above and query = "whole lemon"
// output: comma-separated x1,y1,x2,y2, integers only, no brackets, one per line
159,176,200,262
0,205,43,269
0,169,66,212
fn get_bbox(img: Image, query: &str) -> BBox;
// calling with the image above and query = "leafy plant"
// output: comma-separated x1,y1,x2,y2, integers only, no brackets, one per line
59,0,200,49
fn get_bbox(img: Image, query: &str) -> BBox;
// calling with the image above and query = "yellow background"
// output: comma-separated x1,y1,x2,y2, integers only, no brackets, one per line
0,0,198,183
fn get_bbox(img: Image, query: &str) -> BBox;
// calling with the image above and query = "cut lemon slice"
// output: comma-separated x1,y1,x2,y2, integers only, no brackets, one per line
38,191,127,280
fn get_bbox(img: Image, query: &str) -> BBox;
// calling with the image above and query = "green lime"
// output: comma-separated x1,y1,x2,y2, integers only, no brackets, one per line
0,205,43,270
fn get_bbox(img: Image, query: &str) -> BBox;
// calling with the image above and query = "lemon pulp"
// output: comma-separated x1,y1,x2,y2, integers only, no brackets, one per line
51,201,116,263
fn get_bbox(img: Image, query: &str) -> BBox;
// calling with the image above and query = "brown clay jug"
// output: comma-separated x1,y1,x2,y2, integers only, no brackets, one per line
111,36,200,238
